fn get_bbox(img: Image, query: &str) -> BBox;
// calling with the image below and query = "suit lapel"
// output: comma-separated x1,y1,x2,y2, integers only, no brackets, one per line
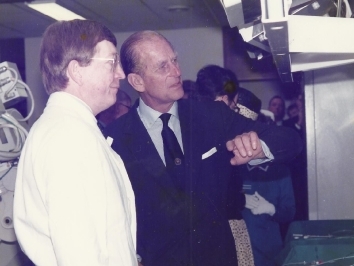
122,103,177,188
178,100,206,189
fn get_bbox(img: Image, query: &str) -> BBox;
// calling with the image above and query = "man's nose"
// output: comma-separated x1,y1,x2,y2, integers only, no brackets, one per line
170,63,181,77
115,64,126,79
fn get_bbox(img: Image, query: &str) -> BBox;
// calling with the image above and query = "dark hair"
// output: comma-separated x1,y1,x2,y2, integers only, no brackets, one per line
287,103,298,116
257,113,275,125
117,89,131,105
233,87,262,120
182,80,196,94
237,88,262,114
195,65,239,104
120,30,174,76
40,19,117,94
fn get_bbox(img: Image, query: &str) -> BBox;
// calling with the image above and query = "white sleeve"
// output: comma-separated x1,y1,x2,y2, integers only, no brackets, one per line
248,140,274,165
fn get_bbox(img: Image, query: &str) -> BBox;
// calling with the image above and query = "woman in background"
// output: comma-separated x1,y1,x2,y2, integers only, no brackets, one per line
195,64,254,266
195,65,296,266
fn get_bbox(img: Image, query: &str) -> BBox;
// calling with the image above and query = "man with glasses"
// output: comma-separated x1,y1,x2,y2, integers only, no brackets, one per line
13,20,138,266
104,30,303,266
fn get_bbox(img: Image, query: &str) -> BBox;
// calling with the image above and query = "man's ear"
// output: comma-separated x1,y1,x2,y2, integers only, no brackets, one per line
67,60,82,86
127,73,145,93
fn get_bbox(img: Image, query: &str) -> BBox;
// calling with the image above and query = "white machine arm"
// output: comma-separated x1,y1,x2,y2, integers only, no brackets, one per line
0,61,33,243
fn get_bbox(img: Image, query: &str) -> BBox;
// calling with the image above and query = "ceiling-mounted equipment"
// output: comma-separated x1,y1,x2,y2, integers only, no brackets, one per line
220,0,354,82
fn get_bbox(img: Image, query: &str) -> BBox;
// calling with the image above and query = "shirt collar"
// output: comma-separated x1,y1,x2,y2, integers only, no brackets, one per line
247,164,270,172
138,98,179,128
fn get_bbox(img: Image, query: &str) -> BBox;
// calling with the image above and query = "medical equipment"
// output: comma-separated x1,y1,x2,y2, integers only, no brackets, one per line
0,61,33,243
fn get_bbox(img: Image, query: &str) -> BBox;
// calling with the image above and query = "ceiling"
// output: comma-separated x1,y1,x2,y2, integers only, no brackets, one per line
0,0,230,40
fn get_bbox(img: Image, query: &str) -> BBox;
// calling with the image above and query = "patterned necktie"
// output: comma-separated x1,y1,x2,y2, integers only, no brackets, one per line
160,113,185,189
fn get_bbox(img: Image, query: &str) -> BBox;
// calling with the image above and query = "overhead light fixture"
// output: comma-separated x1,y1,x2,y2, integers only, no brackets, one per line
25,0,85,21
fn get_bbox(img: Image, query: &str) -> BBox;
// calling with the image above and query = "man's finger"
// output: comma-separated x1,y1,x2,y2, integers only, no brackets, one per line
230,149,242,165
240,134,253,157
233,136,248,157
226,140,234,151
249,131,259,150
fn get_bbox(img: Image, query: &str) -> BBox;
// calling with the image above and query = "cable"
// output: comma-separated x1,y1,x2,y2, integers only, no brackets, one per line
0,162,15,181
0,112,28,161
15,79,35,122
0,65,35,122
2,67,18,99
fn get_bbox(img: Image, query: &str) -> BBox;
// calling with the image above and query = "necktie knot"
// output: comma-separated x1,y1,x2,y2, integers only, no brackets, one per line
160,113,171,127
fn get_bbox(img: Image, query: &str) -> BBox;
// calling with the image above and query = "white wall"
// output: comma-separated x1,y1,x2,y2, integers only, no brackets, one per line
305,63,354,220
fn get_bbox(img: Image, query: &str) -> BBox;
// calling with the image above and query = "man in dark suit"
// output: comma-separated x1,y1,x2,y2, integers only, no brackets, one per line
104,30,302,266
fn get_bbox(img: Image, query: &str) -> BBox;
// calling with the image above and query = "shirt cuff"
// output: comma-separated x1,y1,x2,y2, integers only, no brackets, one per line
248,140,274,165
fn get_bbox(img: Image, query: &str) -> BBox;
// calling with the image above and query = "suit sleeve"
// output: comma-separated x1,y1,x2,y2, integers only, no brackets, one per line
219,102,303,163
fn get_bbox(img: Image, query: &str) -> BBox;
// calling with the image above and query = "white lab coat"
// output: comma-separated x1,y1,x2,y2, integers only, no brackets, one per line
14,92,137,266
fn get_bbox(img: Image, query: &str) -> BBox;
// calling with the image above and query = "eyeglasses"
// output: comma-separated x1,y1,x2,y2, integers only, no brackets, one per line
90,54,120,72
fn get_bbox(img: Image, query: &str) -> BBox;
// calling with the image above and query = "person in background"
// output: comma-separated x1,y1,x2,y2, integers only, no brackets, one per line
195,64,254,266
195,65,295,265
97,89,132,128
283,94,305,137
282,93,308,222
268,95,286,126
269,93,308,223
236,89,296,266
286,103,299,119
192,64,239,111
104,30,302,266
13,20,138,266
181,79,196,99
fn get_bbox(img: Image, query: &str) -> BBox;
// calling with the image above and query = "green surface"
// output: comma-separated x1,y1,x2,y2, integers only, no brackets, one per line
276,220,354,266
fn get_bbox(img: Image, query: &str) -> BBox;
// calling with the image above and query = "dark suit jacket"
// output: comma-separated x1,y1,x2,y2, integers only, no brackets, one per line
104,99,302,266
283,116,303,138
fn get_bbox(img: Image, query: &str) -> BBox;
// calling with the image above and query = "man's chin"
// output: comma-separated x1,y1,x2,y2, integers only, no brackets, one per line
172,88,184,101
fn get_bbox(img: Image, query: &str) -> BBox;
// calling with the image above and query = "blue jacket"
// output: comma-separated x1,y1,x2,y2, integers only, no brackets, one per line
241,163,296,266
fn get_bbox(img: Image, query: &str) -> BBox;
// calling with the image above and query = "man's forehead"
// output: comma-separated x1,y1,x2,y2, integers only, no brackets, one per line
141,42,175,59
140,37,173,51
271,98,283,104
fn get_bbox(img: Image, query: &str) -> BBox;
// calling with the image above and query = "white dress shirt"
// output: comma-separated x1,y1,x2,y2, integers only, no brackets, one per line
137,98,183,165
137,98,273,165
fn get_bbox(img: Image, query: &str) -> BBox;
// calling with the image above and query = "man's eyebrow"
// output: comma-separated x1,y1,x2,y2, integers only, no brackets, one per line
154,59,168,67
